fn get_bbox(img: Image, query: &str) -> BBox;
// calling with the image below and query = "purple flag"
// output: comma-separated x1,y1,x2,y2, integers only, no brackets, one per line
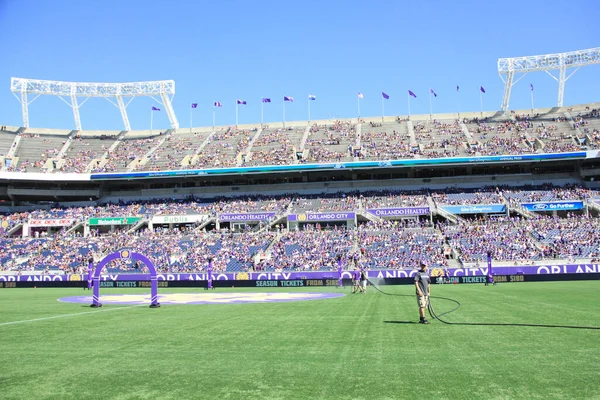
237,99,247,105
429,89,437,97
262,98,271,103
480,86,486,93
191,103,198,108
382,92,389,100
284,96,294,102
151,106,160,111
408,90,417,98
456,85,460,92
530,83,534,91
214,101,222,107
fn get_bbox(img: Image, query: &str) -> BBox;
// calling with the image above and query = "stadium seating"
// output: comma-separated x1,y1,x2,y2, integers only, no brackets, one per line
2,104,600,274
2,185,599,274
1,104,597,174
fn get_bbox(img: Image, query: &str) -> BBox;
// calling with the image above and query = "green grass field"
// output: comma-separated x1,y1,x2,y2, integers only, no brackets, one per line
1,281,599,400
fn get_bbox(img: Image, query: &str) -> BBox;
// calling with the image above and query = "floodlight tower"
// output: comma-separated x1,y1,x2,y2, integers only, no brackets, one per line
10,78,179,130
498,47,600,113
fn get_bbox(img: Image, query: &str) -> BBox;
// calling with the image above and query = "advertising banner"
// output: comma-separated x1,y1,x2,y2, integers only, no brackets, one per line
151,214,208,224
366,207,430,217
89,151,589,180
2,264,600,283
440,204,506,214
521,201,584,211
88,217,142,226
218,213,276,222
287,212,355,221
28,218,76,227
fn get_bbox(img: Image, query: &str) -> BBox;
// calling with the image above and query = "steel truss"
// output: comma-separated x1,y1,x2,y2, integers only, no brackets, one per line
498,47,600,112
10,78,179,130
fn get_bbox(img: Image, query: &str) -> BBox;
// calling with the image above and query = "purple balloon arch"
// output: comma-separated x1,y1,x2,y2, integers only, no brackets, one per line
91,250,160,308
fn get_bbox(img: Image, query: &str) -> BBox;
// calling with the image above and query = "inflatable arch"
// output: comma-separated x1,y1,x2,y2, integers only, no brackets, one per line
90,250,160,308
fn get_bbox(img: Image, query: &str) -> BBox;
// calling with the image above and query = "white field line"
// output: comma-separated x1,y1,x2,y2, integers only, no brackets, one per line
0,305,143,327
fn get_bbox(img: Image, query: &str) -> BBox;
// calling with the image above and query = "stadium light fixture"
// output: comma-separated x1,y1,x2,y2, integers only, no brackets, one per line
497,47,600,113
10,77,179,131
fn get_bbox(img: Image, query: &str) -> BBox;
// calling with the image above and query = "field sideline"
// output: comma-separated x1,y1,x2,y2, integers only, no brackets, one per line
1,281,599,400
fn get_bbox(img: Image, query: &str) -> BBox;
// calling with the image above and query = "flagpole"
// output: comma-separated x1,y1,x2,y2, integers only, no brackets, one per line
408,92,411,119
480,90,483,117
428,89,432,120
308,96,311,123
381,96,384,122
457,89,461,120
189,107,193,134
283,99,286,129
236,101,239,128
261,101,264,127
357,96,360,120
530,88,535,115
212,107,215,131
150,108,153,133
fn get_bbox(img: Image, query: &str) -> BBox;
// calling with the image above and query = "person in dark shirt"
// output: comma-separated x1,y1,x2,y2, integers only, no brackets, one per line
414,262,431,324
359,268,367,294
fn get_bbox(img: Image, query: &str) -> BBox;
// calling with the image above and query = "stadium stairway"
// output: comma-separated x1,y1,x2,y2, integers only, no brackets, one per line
45,130,79,173
406,120,418,147
127,134,170,172
459,122,473,140
65,220,84,235
434,204,465,224
4,130,23,159
238,128,263,166
489,110,505,119
5,223,22,237
428,195,466,224
89,131,128,171
263,231,283,255
427,196,438,213
563,111,585,139
264,214,287,231
191,130,216,162
126,218,148,234
299,126,311,152
354,123,362,161
509,203,538,219
194,216,216,231
357,211,382,224
0,156,19,172
586,199,600,214
57,130,78,158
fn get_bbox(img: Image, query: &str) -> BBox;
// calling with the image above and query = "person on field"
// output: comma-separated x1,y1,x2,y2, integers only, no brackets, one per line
352,263,361,294
415,262,431,324
359,268,367,294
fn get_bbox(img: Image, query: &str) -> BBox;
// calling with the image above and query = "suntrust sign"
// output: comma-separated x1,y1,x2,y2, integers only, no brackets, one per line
521,201,584,211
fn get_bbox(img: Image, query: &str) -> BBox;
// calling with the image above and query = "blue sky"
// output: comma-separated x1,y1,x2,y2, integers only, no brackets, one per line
0,0,598,130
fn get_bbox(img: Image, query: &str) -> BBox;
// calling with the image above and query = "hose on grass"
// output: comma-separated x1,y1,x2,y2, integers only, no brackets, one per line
368,278,600,330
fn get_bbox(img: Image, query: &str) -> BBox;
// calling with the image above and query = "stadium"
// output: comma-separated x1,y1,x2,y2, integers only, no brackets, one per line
1,3,600,399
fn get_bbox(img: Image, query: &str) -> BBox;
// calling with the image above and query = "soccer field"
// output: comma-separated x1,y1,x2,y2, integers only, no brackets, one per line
1,281,599,400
